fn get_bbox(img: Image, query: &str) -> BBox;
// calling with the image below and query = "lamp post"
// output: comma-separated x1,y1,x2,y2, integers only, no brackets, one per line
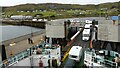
9,42,16,56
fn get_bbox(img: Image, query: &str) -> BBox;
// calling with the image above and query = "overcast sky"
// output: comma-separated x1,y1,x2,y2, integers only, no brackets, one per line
0,0,120,6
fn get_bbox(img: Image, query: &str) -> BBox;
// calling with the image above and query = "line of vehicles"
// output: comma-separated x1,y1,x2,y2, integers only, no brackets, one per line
68,20,92,63
67,19,120,68
82,20,98,41
82,20,92,41
68,20,92,62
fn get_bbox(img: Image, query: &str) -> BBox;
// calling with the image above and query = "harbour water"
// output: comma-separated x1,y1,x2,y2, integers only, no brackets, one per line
0,24,43,42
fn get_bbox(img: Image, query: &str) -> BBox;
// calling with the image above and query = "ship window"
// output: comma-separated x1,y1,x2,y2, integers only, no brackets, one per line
83,34,89,37
71,55,77,58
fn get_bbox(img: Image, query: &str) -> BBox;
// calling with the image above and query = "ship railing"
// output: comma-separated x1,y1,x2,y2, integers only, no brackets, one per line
85,49,118,67
91,55,118,68
99,58,118,67
0,61,3,68
1,41,45,68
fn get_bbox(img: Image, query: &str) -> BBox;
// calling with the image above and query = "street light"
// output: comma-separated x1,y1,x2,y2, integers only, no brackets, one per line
9,42,16,56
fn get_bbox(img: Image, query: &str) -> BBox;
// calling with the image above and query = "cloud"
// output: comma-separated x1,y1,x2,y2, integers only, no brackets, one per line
0,0,119,6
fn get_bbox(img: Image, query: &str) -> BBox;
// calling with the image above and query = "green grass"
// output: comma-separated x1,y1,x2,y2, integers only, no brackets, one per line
3,8,119,19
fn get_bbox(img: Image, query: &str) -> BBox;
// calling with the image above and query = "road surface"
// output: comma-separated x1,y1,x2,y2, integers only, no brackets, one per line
64,31,90,68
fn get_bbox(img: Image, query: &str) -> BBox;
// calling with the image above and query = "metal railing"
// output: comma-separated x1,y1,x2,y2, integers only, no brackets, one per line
100,59,118,67
0,41,45,68
84,49,119,67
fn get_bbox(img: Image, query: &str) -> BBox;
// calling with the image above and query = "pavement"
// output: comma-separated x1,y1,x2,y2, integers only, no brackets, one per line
5,33,45,58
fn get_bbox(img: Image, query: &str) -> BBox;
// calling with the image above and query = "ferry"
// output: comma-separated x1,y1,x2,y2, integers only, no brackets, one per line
84,48,120,68
0,42,61,68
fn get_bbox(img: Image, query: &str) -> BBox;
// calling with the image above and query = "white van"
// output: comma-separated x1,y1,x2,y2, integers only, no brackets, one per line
68,46,83,62
82,29,90,41
84,24,92,29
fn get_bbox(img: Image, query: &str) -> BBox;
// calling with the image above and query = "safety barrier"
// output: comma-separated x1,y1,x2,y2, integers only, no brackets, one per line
70,31,80,40
100,59,118,67
84,49,119,68
61,48,71,62
0,41,45,67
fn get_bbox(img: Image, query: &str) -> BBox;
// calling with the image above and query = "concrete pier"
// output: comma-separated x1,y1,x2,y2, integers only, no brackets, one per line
1,30,45,58
2,20,46,28
1,30,45,46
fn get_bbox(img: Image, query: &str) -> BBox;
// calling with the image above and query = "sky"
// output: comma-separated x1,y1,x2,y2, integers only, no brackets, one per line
0,0,120,6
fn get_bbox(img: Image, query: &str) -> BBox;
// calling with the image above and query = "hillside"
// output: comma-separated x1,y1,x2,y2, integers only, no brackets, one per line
2,1,120,19
3,2,120,11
